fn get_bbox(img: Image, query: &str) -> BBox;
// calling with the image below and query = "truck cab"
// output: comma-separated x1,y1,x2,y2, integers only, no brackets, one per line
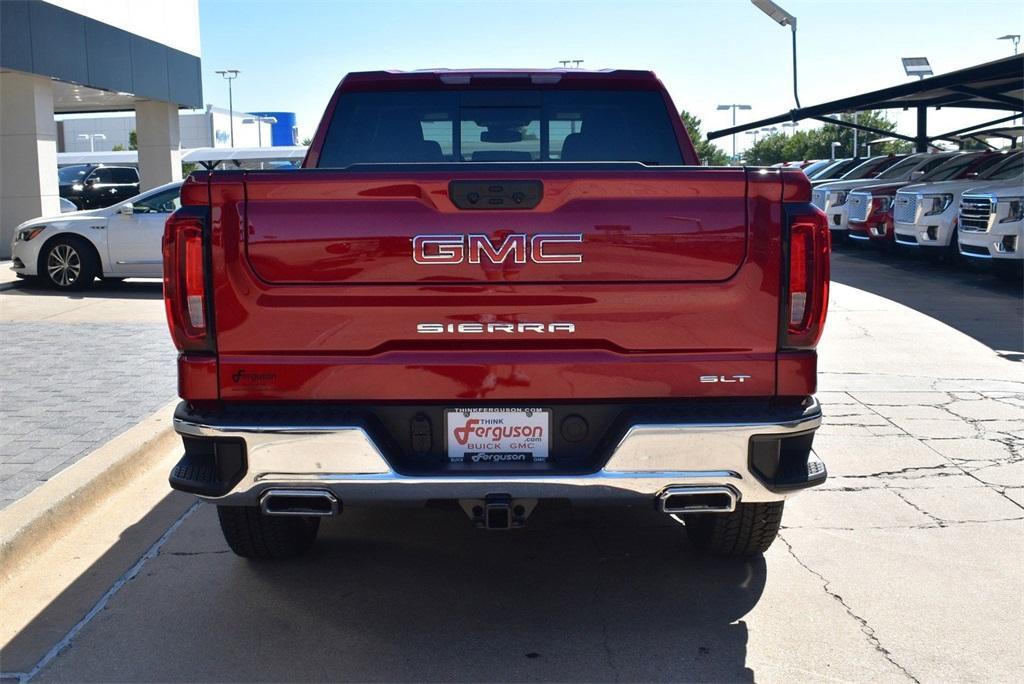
162,69,830,560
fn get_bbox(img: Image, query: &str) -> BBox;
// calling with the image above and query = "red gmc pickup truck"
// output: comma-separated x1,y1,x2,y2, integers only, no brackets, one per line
163,69,830,560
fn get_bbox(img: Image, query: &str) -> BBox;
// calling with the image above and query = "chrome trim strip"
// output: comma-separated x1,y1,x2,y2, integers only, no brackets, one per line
848,234,870,241
894,237,919,247
173,399,822,505
115,259,163,265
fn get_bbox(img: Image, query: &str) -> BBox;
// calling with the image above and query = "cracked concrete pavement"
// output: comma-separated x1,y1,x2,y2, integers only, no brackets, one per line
1,257,1022,682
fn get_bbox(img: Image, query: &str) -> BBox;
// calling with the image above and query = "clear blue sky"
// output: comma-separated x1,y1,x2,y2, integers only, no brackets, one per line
198,0,1022,152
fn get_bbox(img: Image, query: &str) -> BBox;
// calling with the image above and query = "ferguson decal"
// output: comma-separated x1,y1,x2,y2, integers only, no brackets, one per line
412,233,583,264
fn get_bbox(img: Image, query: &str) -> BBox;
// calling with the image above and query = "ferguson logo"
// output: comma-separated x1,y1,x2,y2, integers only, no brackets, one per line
412,233,583,265
418,322,575,334
452,419,545,446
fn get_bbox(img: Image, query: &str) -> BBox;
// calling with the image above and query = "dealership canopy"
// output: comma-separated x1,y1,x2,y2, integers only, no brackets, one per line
707,54,1024,152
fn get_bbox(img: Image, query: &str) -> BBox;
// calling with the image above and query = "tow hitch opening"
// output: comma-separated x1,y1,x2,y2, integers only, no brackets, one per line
460,495,537,530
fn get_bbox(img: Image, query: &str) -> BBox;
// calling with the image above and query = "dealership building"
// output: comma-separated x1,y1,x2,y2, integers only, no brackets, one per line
0,0,202,257
56,106,294,152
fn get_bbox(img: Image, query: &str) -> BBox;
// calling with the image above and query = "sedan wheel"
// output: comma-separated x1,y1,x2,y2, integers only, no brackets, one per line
42,238,98,290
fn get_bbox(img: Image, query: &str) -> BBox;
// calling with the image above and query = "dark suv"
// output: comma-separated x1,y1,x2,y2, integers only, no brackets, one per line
58,164,140,209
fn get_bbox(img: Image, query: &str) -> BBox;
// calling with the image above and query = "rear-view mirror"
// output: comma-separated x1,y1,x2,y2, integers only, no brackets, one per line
119,203,134,216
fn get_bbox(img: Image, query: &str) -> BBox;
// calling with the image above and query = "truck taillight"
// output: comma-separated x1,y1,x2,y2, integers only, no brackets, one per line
783,208,830,349
163,207,214,352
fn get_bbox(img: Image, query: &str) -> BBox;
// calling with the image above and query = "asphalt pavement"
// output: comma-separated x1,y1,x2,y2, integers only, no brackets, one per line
1,249,1022,682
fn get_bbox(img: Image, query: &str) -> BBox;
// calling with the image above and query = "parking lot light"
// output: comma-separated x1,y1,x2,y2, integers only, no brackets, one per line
830,141,841,160
901,57,933,80
717,104,752,162
215,69,241,147
750,0,800,107
998,34,1020,55
77,133,106,152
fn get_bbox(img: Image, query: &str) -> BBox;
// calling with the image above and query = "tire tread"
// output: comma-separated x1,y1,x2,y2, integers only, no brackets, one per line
216,505,319,559
684,501,784,557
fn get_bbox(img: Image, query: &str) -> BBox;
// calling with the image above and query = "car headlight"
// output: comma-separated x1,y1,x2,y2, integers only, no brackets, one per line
71,183,84,191
16,226,46,242
831,191,848,207
872,196,893,212
998,197,1024,223
923,194,953,216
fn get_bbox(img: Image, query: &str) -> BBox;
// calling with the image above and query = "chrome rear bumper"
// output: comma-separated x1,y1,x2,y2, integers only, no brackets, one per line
172,398,825,507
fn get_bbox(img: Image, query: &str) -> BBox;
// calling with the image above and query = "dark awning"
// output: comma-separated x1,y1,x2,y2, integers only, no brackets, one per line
707,54,1023,147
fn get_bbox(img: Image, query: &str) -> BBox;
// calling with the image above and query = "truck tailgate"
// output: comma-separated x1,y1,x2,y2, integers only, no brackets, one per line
207,168,785,400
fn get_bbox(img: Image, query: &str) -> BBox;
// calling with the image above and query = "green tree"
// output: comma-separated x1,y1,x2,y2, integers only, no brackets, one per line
680,110,731,166
128,129,138,151
300,136,313,147
111,144,125,151
743,111,911,165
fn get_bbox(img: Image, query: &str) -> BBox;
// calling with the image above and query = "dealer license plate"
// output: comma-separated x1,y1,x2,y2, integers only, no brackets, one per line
445,408,550,463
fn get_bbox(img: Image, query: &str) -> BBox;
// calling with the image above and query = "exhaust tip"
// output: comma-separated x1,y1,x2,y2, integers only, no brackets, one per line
658,486,737,514
260,489,339,517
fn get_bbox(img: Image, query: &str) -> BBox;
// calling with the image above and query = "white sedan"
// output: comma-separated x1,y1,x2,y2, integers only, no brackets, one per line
10,181,182,290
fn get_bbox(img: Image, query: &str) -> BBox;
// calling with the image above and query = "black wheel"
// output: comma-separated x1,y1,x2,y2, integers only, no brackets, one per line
217,505,320,559
684,501,784,557
40,237,98,290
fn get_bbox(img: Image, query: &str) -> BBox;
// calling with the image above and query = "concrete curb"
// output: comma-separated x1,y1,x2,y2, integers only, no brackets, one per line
0,400,179,580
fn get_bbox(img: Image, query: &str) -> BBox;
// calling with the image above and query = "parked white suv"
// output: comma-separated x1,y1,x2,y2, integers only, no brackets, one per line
958,179,1024,279
894,151,1021,261
818,153,958,239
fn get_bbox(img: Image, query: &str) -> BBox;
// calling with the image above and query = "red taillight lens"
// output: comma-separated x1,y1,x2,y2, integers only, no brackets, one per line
784,209,830,349
163,207,213,352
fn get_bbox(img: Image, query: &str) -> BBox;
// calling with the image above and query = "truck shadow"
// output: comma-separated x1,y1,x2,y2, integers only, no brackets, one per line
830,245,1024,354
3,278,163,301
5,502,766,682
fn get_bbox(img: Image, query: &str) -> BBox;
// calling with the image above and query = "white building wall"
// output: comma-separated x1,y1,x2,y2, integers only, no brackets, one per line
58,110,271,151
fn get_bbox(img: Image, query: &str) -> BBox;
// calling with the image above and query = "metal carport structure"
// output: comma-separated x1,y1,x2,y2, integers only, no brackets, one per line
707,55,1023,152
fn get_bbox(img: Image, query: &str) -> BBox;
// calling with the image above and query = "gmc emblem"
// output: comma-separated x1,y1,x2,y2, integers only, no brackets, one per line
412,233,583,265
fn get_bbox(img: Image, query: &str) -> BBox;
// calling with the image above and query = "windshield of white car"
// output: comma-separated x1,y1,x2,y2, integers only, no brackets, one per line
811,158,855,180
841,157,889,180
58,165,91,184
875,155,925,180
983,153,1023,180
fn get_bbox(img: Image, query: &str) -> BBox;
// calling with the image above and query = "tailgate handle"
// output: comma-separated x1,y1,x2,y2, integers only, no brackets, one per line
449,180,543,210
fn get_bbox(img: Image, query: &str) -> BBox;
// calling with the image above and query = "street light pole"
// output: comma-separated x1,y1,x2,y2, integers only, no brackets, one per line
215,69,241,147
751,0,800,108
717,104,752,162
998,34,1020,55
77,133,106,152
242,116,278,148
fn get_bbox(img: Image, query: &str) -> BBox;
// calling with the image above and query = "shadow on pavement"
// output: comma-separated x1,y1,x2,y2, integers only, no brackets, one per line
10,503,767,682
830,243,1023,354
2,278,163,301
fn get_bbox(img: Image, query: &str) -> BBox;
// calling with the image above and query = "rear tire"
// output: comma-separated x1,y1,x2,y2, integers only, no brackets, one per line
684,501,784,557
217,505,320,559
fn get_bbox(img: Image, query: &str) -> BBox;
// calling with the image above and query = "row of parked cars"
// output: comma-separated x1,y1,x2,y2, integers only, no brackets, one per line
794,150,1023,278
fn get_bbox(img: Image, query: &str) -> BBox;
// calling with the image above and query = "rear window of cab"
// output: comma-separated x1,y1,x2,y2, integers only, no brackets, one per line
316,89,684,167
